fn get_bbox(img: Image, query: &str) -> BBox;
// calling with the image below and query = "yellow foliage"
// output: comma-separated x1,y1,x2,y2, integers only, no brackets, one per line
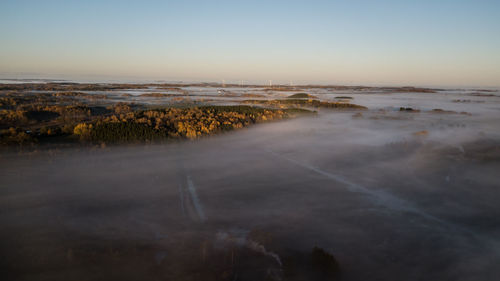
73,123,93,139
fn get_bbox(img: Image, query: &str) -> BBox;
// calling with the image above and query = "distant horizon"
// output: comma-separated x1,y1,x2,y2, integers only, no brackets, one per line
1,72,499,90
1,0,499,88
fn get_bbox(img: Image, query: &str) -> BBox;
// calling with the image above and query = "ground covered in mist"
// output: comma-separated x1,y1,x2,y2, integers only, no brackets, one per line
1,83,500,280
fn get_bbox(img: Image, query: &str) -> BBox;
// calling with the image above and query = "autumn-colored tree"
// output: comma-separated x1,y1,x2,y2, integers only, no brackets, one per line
73,123,93,140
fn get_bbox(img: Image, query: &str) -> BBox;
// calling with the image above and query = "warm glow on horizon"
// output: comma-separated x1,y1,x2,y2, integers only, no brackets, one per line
1,0,499,87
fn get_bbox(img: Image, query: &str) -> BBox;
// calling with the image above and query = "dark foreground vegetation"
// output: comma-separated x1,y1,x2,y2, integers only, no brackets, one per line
2,226,341,281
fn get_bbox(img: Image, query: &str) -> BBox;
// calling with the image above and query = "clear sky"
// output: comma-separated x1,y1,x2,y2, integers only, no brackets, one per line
1,0,499,86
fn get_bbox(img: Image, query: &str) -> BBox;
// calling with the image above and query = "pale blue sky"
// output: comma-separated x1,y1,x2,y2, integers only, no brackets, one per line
1,0,499,86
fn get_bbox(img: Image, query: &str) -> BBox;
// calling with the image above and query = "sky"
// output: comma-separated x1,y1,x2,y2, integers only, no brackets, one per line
1,0,499,87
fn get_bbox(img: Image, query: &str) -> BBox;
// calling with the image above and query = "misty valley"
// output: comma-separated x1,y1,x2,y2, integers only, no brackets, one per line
1,82,500,281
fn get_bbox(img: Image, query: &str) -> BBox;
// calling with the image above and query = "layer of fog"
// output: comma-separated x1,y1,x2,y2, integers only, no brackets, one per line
1,90,500,280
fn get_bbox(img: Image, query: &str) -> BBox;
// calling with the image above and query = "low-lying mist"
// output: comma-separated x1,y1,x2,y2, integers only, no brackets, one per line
1,90,500,281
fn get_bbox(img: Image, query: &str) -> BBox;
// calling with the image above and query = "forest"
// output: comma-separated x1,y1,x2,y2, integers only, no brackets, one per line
0,90,315,145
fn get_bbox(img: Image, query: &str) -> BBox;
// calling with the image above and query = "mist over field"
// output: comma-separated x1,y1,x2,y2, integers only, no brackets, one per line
1,1,500,279
1,86,500,280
